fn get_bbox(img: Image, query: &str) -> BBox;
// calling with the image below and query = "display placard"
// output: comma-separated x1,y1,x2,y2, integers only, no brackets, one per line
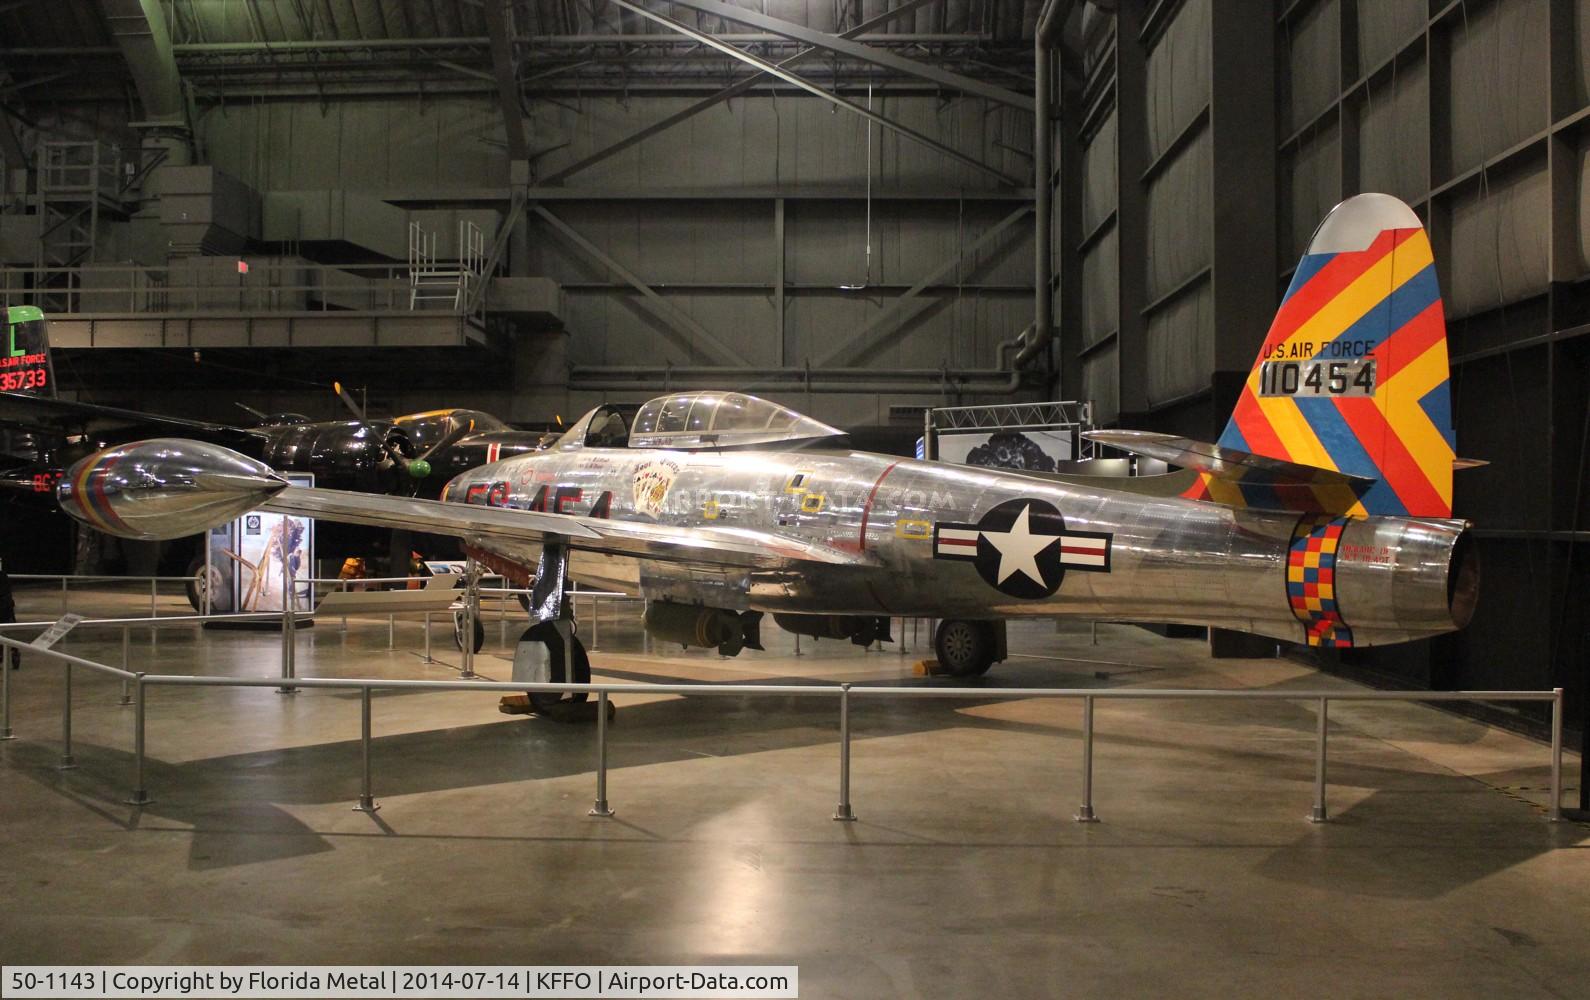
228,473,314,613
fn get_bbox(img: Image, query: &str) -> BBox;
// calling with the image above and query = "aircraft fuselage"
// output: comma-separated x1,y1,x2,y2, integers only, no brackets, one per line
441,446,1473,648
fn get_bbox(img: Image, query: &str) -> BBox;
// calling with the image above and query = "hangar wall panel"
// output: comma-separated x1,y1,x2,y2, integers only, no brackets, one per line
1145,0,1210,162
1144,281,1211,407
1080,226,1117,349
1444,164,1550,318
1081,111,1117,236
1283,122,1340,263
1144,130,1210,302
1284,0,1339,134
1359,60,1429,207
1445,0,1549,176
1082,342,1119,425
1357,0,1428,72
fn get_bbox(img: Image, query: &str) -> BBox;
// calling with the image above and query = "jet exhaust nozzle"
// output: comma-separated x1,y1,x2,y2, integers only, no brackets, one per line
57,439,287,541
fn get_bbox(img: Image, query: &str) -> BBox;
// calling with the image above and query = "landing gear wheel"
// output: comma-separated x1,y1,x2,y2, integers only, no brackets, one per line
934,619,997,677
453,609,485,653
518,622,591,713
185,555,229,613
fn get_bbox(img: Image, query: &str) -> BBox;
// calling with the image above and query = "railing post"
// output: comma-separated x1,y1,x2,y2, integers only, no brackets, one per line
119,625,132,705
278,543,297,694
460,561,478,680
61,576,68,613
793,633,802,657
1310,698,1329,823
388,614,395,650
1550,687,1563,823
589,690,614,817
1075,695,1098,822
58,662,77,770
834,684,856,821
354,687,379,813
0,640,13,741
149,578,157,619
424,611,433,663
125,674,151,806
591,596,600,651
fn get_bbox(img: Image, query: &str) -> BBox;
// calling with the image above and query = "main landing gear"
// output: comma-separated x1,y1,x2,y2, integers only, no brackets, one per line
504,621,592,715
933,619,1006,677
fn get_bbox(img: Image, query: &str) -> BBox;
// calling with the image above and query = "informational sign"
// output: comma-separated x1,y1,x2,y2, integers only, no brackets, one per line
227,473,314,613
423,561,466,577
936,428,1076,473
31,613,82,650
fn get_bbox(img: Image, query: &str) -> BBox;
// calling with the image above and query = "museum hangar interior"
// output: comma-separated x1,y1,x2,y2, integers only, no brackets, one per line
0,0,1587,995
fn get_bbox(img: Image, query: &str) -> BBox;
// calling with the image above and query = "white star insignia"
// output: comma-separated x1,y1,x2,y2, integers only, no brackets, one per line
982,503,1059,585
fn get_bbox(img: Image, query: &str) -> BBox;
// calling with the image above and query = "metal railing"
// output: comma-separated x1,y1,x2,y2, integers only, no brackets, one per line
0,615,1566,826
0,260,485,316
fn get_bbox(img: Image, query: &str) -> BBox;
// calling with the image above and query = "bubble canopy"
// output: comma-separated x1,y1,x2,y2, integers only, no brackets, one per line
557,392,843,451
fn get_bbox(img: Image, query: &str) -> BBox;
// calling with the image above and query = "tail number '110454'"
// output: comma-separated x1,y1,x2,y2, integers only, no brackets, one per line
1259,358,1376,398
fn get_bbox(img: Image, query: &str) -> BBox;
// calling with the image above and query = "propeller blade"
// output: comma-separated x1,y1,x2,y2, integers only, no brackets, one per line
333,381,364,420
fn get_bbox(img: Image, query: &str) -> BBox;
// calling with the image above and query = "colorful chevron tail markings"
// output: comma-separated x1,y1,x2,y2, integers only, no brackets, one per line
1187,193,1457,518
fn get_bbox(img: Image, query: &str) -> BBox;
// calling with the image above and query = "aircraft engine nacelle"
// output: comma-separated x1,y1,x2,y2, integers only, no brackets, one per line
643,601,763,657
773,613,893,647
1306,516,1478,647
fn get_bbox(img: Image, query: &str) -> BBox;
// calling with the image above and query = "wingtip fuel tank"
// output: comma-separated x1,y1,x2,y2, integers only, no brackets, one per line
57,439,287,541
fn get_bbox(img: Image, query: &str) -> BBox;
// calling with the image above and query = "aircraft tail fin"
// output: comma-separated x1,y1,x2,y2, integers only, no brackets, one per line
2,306,57,400
1194,193,1458,518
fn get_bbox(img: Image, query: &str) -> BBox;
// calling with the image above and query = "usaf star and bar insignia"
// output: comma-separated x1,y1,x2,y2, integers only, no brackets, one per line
932,498,1113,599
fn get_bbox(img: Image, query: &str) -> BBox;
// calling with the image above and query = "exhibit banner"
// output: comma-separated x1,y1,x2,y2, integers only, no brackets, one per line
936,428,1076,472
223,473,314,614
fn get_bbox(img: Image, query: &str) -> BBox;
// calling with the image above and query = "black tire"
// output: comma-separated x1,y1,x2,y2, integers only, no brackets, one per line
185,555,230,614
453,609,486,653
934,619,997,677
519,622,591,712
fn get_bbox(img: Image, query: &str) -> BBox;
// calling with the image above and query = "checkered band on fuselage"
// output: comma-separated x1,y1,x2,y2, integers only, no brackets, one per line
1286,515,1354,648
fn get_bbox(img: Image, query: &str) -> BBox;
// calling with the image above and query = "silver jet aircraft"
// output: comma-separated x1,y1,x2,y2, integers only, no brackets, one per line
53,194,1479,696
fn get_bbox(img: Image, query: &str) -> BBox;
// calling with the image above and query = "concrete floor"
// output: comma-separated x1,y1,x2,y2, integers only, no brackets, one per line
1,584,1586,998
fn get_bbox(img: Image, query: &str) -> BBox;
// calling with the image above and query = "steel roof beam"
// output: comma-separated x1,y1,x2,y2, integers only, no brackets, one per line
531,205,748,367
640,0,1033,112
482,0,528,160
606,0,1019,187
543,0,938,184
817,205,1031,368
98,0,186,129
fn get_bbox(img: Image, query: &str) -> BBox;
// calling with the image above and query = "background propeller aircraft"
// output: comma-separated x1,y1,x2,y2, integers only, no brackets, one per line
51,194,1481,685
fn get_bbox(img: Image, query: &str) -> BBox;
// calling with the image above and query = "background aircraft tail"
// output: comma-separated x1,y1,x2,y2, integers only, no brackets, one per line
1199,193,1457,518
2,305,57,400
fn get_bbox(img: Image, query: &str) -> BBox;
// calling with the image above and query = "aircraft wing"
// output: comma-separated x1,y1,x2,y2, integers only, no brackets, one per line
0,390,256,438
261,485,869,570
1082,430,1375,487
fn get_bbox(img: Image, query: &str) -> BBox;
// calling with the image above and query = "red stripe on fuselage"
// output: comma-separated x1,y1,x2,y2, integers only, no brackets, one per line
857,461,901,552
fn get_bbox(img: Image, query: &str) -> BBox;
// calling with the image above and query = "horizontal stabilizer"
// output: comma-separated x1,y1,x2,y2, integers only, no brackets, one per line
1083,430,1374,488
